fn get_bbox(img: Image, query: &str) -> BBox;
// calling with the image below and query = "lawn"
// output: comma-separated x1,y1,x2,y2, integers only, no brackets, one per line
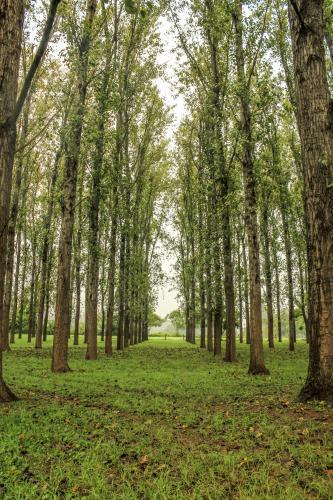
0,338,332,499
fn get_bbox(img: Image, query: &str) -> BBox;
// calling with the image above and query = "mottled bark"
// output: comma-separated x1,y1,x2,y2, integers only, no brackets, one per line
241,231,250,344
272,237,282,343
233,0,268,374
261,203,274,349
289,0,333,402
0,0,24,401
52,0,97,372
36,155,59,349
10,230,21,343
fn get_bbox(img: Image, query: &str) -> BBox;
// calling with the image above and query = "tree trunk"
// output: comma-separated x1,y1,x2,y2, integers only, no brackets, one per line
86,37,111,359
10,230,21,344
281,209,296,351
117,227,125,351
105,213,117,356
297,250,309,342
52,0,97,372
272,236,282,343
237,230,243,343
2,100,30,350
18,231,27,340
36,155,59,349
28,234,37,343
261,202,274,348
289,0,333,402
233,0,268,374
0,0,24,402
241,230,251,345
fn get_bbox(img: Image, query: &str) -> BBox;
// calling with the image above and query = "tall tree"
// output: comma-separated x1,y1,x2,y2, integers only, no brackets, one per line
289,0,333,402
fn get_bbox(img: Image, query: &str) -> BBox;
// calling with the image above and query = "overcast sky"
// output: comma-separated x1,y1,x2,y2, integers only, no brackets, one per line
154,16,185,317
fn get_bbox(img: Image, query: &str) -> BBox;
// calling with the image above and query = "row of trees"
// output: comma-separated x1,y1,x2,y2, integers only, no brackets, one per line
172,0,333,401
0,0,170,401
0,0,332,404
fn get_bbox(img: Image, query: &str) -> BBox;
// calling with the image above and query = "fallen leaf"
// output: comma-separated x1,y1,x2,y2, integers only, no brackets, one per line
140,455,148,465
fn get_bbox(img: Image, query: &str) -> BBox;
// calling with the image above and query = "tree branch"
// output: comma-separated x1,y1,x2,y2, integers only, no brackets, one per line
10,0,62,126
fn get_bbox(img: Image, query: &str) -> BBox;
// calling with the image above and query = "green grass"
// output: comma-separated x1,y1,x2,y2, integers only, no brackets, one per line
0,337,332,499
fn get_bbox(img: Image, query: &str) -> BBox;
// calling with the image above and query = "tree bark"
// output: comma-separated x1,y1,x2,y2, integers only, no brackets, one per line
233,0,268,374
289,0,333,402
36,153,59,348
0,0,24,402
261,202,274,348
52,0,97,372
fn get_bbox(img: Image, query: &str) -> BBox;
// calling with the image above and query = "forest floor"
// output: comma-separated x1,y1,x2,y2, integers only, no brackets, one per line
0,338,332,499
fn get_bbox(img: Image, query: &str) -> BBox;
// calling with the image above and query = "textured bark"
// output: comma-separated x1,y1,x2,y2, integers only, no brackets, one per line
0,0,59,399
237,230,243,343
105,213,117,356
0,0,24,401
52,0,97,372
297,250,309,342
205,4,236,360
123,232,131,349
289,0,333,402
86,32,111,359
28,232,37,343
0,351,18,403
281,209,296,351
18,231,27,339
197,158,206,348
73,176,83,346
9,230,21,344
117,227,125,351
241,231,251,345
272,237,282,343
261,203,274,349
223,219,236,361
42,240,54,341
2,100,30,350
233,0,268,374
36,155,59,349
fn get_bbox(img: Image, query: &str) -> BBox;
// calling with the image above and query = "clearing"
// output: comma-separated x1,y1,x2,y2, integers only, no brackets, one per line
0,338,332,499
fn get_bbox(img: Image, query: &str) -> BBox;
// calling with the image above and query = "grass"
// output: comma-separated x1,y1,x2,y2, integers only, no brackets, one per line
0,337,332,499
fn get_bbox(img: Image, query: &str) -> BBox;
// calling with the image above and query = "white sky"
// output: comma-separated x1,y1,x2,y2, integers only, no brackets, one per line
154,16,184,317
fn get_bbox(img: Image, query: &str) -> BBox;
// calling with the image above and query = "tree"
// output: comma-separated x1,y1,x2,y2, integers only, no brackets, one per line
289,0,333,402
0,0,61,402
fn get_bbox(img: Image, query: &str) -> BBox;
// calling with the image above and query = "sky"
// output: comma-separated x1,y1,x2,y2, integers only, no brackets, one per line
154,16,185,318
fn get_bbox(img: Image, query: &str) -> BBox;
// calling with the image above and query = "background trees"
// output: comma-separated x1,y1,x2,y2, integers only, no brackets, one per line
0,0,332,403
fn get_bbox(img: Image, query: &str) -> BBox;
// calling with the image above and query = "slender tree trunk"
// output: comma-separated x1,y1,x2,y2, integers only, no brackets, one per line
262,203,274,348
206,267,213,352
272,236,282,343
52,0,97,372
223,219,236,361
105,213,117,356
0,0,24,402
289,0,333,402
42,239,54,341
73,176,83,346
10,230,21,344
297,250,309,342
2,100,30,350
241,228,250,344
28,234,37,343
86,46,110,360
237,230,243,343
18,231,27,340
36,156,59,349
281,209,296,351
117,226,125,351
233,0,268,374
